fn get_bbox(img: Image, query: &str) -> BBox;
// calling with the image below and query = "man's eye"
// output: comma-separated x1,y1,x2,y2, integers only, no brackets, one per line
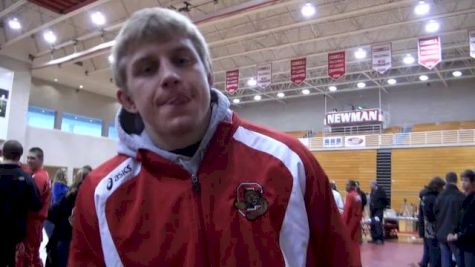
141,64,156,74
176,57,191,65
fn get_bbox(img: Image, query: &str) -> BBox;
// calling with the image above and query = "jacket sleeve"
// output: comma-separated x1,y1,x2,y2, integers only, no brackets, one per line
68,176,105,266
300,149,360,267
423,195,436,222
35,172,52,219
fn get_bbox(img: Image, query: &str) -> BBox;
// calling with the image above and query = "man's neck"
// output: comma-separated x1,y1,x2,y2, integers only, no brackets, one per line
147,112,211,151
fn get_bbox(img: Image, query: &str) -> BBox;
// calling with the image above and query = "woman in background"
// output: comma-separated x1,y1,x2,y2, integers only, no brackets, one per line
44,168,69,237
46,166,91,267
52,168,68,204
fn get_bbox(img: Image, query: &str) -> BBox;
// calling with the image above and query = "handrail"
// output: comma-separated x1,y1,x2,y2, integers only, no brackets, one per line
298,129,475,151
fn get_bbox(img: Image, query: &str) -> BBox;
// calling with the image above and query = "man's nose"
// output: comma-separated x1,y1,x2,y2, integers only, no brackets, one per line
160,62,181,88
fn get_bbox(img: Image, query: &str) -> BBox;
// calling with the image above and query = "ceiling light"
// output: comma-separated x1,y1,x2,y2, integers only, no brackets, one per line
43,30,57,44
414,1,430,16
91,11,106,26
328,86,337,92
425,20,440,33
108,55,114,63
247,78,257,87
277,92,285,98
53,78,58,82
452,71,462,77
419,75,429,81
302,89,310,95
79,85,84,89
8,17,21,30
403,54,415,65
387,78,397,85
301,3,316,17
254,95,262,101
357,82,366,88
354,48,367,59
232,98,240,104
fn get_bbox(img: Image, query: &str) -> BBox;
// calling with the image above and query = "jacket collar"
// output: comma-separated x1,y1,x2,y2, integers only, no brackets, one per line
115,88,232,175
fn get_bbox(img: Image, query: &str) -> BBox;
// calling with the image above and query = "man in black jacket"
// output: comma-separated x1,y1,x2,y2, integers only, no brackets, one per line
448,169,475,267
369,180,388,244
0,140,42,267
435,172,465,267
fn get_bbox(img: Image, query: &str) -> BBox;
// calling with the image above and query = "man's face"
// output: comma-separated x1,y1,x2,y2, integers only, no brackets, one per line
27,152,42,171
119,37,212,140
461,177,474,194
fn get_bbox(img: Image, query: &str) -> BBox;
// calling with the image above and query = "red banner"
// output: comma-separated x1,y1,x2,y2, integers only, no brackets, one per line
328,51,346,79
225,69,239,94
290,58,306,85
418,36,441,70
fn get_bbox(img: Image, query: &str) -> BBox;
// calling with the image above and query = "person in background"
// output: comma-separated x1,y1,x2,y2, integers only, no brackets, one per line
422,176,446,267
369,180,388,244
46,166,91,267
0,140,42,267
435,172,465,267
418,185,431,267
17,147,52,267
68,7,357,267
331,180,344,214
343,180,363,267
45,168,70,238
448,169,475,267
355,181,367,213
52,168,69,204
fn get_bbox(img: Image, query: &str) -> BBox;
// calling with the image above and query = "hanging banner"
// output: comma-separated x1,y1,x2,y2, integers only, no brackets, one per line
418,36,442,70
257,64,272,88
372,43,392,74
290,58,306,85
225,69,239,95
470,30,475,59
328,51,346,79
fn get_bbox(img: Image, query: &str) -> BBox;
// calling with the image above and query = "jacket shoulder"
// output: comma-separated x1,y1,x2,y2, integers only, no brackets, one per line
236,118,313,158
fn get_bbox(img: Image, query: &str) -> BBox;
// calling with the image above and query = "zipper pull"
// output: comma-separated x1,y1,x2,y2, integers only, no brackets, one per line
191,174,201,193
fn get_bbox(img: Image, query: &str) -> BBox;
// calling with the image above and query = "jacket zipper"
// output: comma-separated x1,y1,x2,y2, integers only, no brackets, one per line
191,174,201,193
191,173,212,266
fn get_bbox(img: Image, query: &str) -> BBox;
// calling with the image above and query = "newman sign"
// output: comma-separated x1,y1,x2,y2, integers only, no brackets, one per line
324,109,383,126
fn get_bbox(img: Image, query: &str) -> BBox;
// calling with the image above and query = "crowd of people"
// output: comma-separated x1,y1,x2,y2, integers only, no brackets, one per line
418,171,475,267
0,140,91,267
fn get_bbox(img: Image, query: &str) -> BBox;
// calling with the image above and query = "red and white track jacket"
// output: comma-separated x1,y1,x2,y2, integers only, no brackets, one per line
69,89,358,267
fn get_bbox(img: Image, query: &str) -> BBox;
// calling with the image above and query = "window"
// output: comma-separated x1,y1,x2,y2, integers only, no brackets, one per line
108,122,118,139
61,113,103,137
27,106,55,129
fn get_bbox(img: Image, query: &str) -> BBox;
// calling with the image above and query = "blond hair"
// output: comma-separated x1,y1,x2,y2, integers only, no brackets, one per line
111,7,211,91
54,168,68,185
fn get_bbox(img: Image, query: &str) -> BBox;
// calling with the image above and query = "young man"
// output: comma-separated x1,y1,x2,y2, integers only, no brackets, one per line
342,180,363,266
434,172,465,267
69,7,357,267
0,140,42,266
369,180,388,244
17,147,51,267
448,170,475,267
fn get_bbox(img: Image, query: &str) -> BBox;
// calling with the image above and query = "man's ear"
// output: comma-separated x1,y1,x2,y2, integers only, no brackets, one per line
117,89,138,113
